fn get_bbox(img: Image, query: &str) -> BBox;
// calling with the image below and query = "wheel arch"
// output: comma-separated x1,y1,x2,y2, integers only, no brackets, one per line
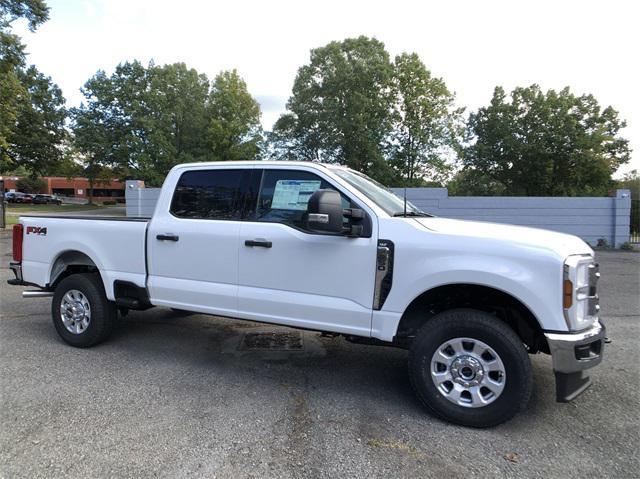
394,283,549,353
48,250,103,289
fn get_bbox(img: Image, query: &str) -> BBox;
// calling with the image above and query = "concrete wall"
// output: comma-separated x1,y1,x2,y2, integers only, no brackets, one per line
392,188,632,248
125,181,632,247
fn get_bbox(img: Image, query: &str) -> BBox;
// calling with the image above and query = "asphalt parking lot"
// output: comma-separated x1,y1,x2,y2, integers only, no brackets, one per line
1,230,638,478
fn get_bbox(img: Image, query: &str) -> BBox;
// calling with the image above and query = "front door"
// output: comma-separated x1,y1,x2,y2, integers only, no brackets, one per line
237,167,378,336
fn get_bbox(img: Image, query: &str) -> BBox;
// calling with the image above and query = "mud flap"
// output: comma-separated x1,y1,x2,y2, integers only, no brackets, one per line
555,371,592,402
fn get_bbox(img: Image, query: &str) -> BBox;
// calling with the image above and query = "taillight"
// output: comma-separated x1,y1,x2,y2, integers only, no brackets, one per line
12,224,23,262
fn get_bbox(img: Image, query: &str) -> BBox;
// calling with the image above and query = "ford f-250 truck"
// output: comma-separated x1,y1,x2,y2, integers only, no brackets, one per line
8,161,606,427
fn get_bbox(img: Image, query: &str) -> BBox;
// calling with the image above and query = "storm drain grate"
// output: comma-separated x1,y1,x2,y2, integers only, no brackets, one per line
239,331,304,351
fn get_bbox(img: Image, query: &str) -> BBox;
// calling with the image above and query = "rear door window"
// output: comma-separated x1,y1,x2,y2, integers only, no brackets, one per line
170,169,246,220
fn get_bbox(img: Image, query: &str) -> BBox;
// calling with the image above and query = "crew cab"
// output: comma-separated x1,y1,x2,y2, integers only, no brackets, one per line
8,161,606,427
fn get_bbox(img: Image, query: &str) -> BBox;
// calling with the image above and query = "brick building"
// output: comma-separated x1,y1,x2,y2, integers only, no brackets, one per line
0,176,127,202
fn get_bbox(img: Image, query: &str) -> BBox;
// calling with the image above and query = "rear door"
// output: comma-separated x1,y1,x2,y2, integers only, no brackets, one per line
147,167,251,316
236,166,378,336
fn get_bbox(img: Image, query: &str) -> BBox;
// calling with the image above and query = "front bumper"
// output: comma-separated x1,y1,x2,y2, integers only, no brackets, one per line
545,320,606,402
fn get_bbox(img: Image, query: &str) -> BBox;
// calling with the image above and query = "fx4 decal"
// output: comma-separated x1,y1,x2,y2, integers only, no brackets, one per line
26,226,47,236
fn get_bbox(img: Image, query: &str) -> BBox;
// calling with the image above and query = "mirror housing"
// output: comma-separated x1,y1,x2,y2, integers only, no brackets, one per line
306,189,343,233
306,189,367,237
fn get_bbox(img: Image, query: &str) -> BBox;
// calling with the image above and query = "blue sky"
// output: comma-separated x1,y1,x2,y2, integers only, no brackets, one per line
14,0,639,175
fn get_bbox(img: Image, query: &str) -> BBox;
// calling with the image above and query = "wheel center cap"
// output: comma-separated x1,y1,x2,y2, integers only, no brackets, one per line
450,355,484,387
72,302,85,319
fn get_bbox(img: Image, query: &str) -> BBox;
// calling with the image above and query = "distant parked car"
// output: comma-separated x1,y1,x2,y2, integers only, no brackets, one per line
13,193,33,204
33,194,62,205
4,192,18,203
4,192,26,203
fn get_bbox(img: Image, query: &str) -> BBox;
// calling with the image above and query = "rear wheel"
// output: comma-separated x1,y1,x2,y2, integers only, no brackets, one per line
408,308,532,427
51,273,116,347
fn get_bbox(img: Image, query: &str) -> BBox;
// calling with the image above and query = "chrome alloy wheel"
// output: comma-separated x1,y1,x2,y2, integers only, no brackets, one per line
430,337,506,408
60,289,91,334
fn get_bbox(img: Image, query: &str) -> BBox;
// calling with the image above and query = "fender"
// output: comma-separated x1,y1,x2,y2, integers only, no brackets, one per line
378,249,565,340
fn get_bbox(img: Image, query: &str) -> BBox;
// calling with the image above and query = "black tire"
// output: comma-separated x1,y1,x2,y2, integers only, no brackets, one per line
51,273,116,348
408,308,532,428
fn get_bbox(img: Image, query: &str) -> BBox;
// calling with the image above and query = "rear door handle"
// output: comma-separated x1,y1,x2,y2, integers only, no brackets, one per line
156,234,179,242
244,239,272,248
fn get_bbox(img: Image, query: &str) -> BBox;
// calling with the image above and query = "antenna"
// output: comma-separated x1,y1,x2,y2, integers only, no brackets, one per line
403,186,407,217
403,160,409,217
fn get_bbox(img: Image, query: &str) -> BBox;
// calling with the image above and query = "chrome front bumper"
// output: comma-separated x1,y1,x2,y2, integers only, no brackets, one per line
545,321,606,402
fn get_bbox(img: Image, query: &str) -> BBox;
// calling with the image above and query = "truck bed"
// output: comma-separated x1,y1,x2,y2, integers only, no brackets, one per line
19,215,149,300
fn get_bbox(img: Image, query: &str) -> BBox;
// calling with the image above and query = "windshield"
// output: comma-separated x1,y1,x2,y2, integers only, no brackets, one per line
330,167,429,216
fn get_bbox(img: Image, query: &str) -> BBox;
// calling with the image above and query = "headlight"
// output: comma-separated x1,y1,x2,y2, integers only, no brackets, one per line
563,255,600,331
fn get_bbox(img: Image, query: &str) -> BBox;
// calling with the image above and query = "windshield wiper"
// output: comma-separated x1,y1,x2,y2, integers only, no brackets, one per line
393,211,432,217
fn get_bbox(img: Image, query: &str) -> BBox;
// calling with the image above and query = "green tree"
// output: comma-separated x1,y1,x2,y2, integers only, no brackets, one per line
0,0,48,70
0,0,51,170
15,174,45,193
464,85,630,196
391,52,462,185
73,62,262,185
206,69,262,162
72,61,153,181
271,36,396,182
7,65,67,175
447,168,507,196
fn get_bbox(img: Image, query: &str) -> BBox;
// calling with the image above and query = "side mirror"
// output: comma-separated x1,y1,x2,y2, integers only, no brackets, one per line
306,189,343,233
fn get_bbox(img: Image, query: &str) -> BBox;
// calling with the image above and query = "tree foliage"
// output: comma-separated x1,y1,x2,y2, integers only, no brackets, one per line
72,62,262,185
1,0,67,176
15,174,45,193
0,0,49,70
271,36,397,182
8,66,67,175
207,69,262,162
390,52,462,185
447,168,507,196
270,37,463,185
462,85,630,196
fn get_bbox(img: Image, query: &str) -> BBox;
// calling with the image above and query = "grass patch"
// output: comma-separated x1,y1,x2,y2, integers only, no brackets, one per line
6,203,107,214
4,214,18,226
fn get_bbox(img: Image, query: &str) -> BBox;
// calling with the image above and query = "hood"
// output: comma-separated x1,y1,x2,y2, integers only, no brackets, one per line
413,217,593,259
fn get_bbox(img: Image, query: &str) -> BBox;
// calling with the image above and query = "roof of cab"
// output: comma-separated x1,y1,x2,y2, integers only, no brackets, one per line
172,160,342,170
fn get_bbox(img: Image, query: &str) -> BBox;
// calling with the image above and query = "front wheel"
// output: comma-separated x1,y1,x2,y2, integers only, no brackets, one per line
51,273,116,347
408,309,533,427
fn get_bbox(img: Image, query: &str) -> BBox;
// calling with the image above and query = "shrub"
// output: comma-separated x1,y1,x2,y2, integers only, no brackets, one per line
596,238,610,249
102,200,116,206
619,242,634,251
16,176,46,193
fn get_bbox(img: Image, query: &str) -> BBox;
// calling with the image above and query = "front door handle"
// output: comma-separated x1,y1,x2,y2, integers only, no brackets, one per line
156,234,179,242
244,239,272,248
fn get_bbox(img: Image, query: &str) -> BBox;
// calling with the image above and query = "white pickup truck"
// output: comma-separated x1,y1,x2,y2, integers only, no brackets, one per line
8,161,606,427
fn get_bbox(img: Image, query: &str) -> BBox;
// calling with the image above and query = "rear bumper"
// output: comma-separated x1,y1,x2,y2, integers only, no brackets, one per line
7,261,24,286
545,321,606,402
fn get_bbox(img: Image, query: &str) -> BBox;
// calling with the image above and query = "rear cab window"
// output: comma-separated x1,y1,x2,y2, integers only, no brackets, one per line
170,169,248,220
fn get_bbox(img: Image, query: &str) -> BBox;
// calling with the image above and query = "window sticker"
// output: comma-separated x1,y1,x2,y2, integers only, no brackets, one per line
271,179,321,210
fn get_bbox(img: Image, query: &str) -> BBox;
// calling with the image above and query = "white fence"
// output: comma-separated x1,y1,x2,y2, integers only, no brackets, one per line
391,188,632,248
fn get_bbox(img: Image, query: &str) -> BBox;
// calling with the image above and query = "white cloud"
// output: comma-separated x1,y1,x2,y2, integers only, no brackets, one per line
15,0,639,174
